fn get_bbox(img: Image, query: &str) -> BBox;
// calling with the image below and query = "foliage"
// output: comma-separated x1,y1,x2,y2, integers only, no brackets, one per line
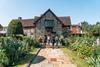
7,19,24,36
0,36,37,67
0,24,3,31
0,49,9,67
0,37,24,66
21,37,36,52
81,21,100,36
66,35,100,67
61,48,90,67
87,46,100,67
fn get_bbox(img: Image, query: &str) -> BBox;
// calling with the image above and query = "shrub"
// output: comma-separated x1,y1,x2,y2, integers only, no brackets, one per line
87,46,100,67
66,35,99,67
21,37,37,52
1,37,24,66
0,36,37,66
7,19,24,36
0,24,3,31
0,49,9,67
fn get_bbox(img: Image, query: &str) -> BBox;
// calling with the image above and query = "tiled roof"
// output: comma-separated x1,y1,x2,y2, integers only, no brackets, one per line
20,19,35,28
20,9,71,27
34,9,65,26
58,16,71,26
33,16,71,26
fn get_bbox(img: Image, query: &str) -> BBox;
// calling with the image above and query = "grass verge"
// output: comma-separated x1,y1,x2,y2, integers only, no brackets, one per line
61,48,90,67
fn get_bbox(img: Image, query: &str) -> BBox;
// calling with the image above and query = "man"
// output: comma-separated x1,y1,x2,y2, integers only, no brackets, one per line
55,35,59,47
44,35,47,46
52,35,55,49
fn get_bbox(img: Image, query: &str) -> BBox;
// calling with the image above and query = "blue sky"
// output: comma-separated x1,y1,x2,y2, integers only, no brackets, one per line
0,0,100,26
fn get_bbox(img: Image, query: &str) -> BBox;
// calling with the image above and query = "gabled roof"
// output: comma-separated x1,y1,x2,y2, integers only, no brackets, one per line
34,9,64,26
20,9,71,28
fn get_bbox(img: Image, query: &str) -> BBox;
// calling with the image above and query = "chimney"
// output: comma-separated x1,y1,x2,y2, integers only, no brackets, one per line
18,17,22,20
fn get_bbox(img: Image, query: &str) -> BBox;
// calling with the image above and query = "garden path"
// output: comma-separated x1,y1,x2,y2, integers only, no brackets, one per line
30,48,77,67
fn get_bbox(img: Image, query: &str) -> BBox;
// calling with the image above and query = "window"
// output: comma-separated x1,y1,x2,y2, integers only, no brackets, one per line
45,19,54,27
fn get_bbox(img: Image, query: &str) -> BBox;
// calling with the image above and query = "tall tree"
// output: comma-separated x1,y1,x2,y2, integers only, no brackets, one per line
81,21,89,33
81,21,100,36
0,24,3,31
7,19,23,36
92,22,100,36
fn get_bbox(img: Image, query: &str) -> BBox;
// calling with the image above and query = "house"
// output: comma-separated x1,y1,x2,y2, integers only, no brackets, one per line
20,9,71,38
20,18,35,36
71,24,83,36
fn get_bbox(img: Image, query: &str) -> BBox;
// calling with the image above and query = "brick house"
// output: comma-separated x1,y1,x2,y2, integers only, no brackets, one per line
71,24,82,35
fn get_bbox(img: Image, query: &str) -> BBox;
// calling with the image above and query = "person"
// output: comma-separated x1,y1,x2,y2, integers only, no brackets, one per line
44,35,47,46
55,35,59,48
38,36,43,47
47,35,51,45
52,35,55,49
60,35,64,46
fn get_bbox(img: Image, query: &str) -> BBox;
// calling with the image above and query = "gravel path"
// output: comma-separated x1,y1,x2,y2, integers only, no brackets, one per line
30,48,77,67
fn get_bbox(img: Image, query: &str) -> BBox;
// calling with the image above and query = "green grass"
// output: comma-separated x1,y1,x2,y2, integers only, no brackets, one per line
16,48,39,67
61,48,90,67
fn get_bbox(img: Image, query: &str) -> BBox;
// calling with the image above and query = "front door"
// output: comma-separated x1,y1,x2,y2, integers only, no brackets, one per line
45,27,53,36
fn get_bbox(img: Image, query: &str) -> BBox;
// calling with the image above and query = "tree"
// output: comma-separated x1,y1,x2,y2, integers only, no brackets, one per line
81,21,89,32
0,24,3,31
7,19,23,36
96,22,100,25
92,22,100,36
81,21,100,36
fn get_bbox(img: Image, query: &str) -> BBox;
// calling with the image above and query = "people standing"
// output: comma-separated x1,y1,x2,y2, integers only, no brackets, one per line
60,35,64,46
38,36,43,47
55,35,59,48
47,35,51,45
44,35,47,47
51,35,55,49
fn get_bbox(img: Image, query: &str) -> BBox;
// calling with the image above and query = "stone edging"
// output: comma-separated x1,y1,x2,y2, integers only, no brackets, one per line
27,48,41,67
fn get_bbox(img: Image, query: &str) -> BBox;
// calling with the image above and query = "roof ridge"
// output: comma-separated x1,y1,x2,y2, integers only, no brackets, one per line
58,16,70,17
21,18,34,20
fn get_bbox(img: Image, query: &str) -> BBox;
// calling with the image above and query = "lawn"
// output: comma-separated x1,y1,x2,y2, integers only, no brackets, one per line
61,48,91,67
16,48,39,67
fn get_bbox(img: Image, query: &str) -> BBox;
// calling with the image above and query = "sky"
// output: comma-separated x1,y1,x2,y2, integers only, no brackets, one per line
0,0,100,26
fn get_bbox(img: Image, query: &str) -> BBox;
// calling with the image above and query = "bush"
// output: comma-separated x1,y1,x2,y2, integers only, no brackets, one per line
0,49,9,67
87,46,100,67
7,19,24,36
1,37,24,66
0,36,37,66
66,35,99,67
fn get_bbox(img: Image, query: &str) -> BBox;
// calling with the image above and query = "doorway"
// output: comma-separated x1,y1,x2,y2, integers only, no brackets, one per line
45,27,53,36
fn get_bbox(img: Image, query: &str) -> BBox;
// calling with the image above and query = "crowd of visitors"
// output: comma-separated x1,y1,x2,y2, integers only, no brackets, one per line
38,34,64,48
